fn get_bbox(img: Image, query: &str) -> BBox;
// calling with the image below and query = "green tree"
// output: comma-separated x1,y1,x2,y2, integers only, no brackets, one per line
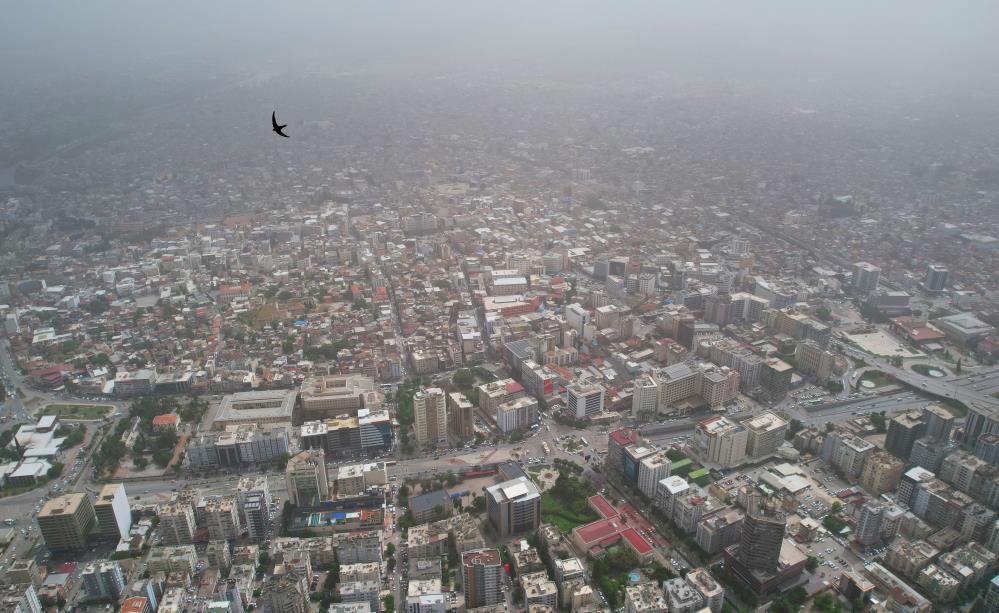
787,419,804,440
871,411,888,433
806,556,819,571
452,369,475,389
382,595,395,613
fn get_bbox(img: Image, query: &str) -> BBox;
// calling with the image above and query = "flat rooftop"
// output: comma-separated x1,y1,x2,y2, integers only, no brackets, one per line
214,389,298,425
39,493,88,518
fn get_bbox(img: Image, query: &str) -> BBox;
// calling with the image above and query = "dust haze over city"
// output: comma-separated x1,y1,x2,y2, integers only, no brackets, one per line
5,2,999,613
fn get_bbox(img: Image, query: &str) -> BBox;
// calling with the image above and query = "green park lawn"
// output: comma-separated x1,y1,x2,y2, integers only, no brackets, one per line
41,403,113,420
540,492,598,534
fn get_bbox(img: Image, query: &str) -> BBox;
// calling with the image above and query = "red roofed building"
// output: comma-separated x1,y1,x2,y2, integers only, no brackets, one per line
571,516,655,562
29,364,73,389
152,413,180,432
217,282,252,305
608,428,640,474
505,381,525,395
588,495,619,519
120,597,152,613
890,316,946,345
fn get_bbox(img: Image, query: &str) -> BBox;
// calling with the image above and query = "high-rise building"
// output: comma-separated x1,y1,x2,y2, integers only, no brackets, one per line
566,382,604,419
656,476,690,518
243,491,270,542
637,453,672,500
260,570,308,613
631,375,658,418
413,388,448,448
159,500,197,545
794,340,835,383
694,416,748,468
696,508,745,555
657,363,700,408
0,583,41,613
743,412,788,459
607,428,640,475
852,262,881,293
37,493,97,551
760,359,793,400
686,568,724,613
975,433,999,467
886,411,926,459
821,432,874,478
663,577,705,613
204,496,241,541
486,477,541,538
495,396,538,433
447,392,474,442
910,437,956,473
985,574,999,613
860,452,905,495
81,560,125,601
856,503,884,547
94,483,131,541
924,264,950,292
462,549,503,608
923,404,954,442
897,466,936,508
736,497,786,573
285,449,329,507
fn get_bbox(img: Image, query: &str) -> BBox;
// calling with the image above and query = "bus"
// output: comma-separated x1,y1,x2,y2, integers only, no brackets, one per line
580,437,588,447
542,442,551,456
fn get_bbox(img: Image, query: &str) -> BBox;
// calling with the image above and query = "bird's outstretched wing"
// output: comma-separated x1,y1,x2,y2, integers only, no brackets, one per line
272,111,280,130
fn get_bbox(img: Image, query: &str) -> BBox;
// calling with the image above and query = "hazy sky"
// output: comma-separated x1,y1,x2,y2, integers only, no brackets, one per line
2,1,997,91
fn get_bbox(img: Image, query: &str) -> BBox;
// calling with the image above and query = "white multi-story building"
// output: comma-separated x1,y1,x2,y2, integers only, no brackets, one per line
566,382,604,419
638,453,672,500
94,483,132,541
853,261,881,292
694,416,748,468
631,375,659,418
406,579,446,613
496,396,538,433
655,476,689,517
565,304,589,335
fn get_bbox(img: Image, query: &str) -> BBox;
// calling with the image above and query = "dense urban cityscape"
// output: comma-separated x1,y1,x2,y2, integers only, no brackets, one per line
3,3,999,613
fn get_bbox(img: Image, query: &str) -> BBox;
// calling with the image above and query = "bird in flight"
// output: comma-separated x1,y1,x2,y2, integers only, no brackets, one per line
271,111,289,138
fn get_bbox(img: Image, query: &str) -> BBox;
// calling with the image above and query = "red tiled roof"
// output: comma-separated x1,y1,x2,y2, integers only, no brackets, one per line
574,518,623,544
120,597,149,613
588,495,619,519
609,428,638,446
506,381,525,395
152,414,180,426
621,528,653,554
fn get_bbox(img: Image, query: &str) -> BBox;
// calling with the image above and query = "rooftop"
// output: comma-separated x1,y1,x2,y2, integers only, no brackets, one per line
486,477,541,504
39,493,88,518
214,389,298,424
